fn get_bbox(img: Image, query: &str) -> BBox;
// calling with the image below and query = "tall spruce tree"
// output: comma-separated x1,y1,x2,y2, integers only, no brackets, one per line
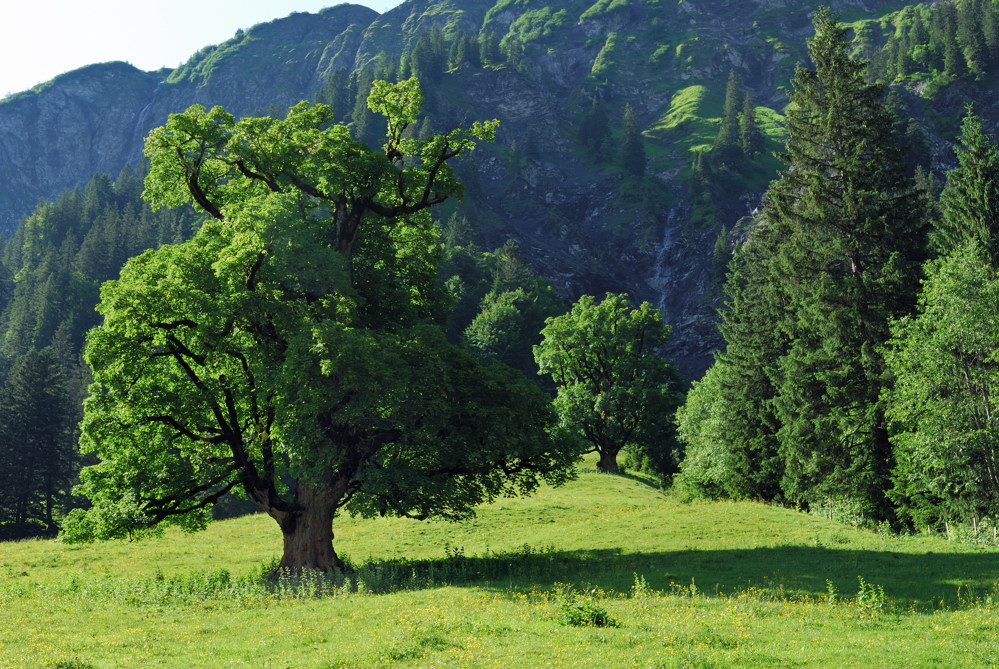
620,104,646,178
578,97,612,163
676,226,788,501
678,7,926,517
712,70,744,168
0,347,75,534
740,93,764,157
931,107,999,262
764,7,926,517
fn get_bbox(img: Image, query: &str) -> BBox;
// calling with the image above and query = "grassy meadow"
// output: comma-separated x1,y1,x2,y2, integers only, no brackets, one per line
2,467,999,668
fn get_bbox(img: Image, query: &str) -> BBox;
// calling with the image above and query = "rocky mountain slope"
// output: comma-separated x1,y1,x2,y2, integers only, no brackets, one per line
0,0,990,376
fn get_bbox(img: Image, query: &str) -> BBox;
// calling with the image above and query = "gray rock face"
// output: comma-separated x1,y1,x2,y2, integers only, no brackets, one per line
0,63,158,225
0,5,377,231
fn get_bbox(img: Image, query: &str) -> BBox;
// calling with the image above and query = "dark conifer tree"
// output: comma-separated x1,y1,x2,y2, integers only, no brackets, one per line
939,2,967,78
479,31,502,66
620,103,645,178
679,8,927,517
677,223,789,501
315,69,355,122
0,347,74,534
957,0,988,78
578,96,612,162
449,31,480,69
980,0,999,61
350,67,384,145
931,108,999,262
739,92,763,157
762,8,927,517
712,70,743,168
504,36,525,70
409,27,447,83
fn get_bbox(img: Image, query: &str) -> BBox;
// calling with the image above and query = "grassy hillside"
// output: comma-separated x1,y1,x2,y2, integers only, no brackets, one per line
2,470,998,667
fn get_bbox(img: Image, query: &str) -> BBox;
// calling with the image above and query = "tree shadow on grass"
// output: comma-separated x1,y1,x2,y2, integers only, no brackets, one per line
574,466,664,490
362,543,999,609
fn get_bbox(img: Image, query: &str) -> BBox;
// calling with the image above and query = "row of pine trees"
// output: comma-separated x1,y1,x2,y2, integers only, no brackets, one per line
677,8,999,529
0,167,198,537
864,0,999,83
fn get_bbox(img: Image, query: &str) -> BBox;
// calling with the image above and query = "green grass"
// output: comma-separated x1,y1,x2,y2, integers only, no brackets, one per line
2,470,999,667
644,85,722,172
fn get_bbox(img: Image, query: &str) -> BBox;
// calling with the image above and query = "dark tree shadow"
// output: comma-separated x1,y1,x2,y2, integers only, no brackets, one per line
353,543,999,609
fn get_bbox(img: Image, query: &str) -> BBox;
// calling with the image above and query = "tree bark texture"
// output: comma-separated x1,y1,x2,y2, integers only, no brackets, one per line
276,482,345,572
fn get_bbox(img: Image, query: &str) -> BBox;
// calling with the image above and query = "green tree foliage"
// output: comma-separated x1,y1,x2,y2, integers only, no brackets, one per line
678,8,926,517
740,93,763,157
931,107,999,261
885,110,999,528
712,70,743,168
885,243,999,526
314,68,355,123
448,31,481,69
535,293,685,477
869,0,999,84
440,234,565,380
676,227,787,502
465,286,561,375
691,75,765,228
0,166,196,537
350,67,385,146
710,224,730,288
939,1,968,79
407,27,447,84
619,104,646,178
764,8,926,517
63,80,578,571
577,96,612,163
479,31,502,66
504,35,525,70
957,0,988,77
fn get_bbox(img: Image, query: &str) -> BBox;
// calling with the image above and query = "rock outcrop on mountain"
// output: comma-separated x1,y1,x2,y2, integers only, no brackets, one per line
0,0,990,376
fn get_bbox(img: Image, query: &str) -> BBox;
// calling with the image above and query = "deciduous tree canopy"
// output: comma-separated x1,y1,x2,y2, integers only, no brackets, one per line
534,293,684,476
63,79,578,571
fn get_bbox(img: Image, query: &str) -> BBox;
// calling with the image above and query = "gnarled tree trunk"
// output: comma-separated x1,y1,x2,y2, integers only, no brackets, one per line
596,448,620,474
275,481,346,572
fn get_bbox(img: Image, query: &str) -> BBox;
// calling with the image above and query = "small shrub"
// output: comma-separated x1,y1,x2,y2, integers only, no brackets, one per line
826,579,839,606
558,593,618,627
51,660,97,669
856,575,887,617
631,572,651,598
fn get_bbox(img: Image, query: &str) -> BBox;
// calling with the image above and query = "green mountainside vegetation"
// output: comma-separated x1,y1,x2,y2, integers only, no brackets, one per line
2,4,999,663
678,7,999,533
0,2,999,664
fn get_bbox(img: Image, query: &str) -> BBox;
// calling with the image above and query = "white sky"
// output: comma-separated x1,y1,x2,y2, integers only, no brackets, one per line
0,1,403,97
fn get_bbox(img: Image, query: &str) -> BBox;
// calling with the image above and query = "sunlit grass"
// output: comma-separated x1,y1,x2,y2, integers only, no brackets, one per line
2,468,998,667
